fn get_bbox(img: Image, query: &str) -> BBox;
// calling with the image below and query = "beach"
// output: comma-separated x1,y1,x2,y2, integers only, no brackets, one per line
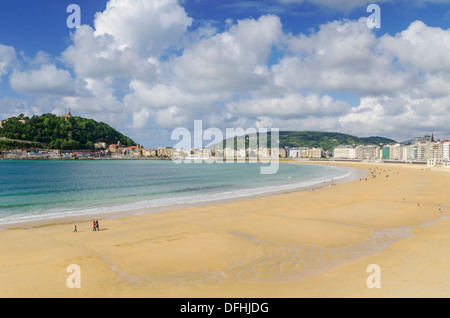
0,161,449,298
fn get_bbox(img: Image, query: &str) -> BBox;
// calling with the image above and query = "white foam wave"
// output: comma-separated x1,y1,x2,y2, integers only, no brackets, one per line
0,167,360,226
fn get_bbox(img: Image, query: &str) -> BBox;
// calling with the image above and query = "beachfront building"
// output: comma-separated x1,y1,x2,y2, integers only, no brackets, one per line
125,146,142,157
407,143,419,161
142,149,152,157
333,145,355,159
417,142,431,161
287,147,324,159
278,148,287,158
299,147,310,158
389,144,401,160
431,142,441,160
442,141,450,160
401,145,410,161
308,147,324,158
288,148,300,158
109,143,120,153
381,145,390,159
157,147,173,158
355,145,380,160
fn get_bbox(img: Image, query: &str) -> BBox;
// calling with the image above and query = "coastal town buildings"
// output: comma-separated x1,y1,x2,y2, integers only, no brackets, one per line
2,129,450,166
328,134,449,165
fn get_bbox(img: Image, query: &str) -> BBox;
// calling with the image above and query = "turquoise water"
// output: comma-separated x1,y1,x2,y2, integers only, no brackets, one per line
0,160,355,226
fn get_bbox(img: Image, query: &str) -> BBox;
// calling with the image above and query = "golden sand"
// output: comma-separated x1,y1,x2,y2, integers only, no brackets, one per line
0,162,448,298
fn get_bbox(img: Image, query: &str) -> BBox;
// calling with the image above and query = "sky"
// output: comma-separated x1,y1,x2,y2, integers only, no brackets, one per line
1,0,450,148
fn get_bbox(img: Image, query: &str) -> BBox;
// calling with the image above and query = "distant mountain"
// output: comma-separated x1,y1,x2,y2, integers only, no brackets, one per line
400,139,413,144
212,131,397,151
0,113,136,150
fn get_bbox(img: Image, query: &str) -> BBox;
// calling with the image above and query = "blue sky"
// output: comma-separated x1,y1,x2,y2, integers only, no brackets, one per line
3,1,449,58
1,0,450,148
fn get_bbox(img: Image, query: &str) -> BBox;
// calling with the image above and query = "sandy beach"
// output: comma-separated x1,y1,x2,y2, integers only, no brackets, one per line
0,161,449,298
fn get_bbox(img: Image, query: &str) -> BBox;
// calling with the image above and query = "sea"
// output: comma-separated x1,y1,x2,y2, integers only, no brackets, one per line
0,160,360,227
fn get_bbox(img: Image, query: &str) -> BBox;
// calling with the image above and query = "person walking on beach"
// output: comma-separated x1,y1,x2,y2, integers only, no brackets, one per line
95,220,99,231
93,220,96,231
73,225,77,232
438,205,442,213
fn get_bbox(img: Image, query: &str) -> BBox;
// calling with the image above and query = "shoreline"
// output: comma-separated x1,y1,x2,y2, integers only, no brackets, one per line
0,161,449,297
0,161,366,231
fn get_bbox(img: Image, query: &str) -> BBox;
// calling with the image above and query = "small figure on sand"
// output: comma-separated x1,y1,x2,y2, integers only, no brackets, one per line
438,205,442,213
96,220,99,231
73,225,77,232
93,220,97,231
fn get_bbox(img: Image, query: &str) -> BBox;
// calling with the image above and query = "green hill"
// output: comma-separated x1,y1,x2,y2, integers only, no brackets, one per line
0,113,136,150
213,131,396,151
277,131,396,150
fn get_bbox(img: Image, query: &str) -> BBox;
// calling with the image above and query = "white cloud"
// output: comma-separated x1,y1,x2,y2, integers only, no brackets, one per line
0,97,40,120
93,0,192,55
9,64,84,96
62,25,158,81
226,94,351,119
338,94,450,139
274,18,413,95
379,20,450,73
172,15,283,93
0,44,19,78
153,105,192,128
125,82,221,109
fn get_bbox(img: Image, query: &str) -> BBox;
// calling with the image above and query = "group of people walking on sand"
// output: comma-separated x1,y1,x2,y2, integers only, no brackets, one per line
73,220,100,232
93,220,100,231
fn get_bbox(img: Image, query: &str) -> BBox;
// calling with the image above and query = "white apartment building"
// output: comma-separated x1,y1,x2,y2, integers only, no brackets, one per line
400,145,412,160
309,147,324,159
389,144,402,160
442,141,450,160
287,147,324,159
355,145,380,160
288,148,300,158
417,142,431,161
333,145,356,159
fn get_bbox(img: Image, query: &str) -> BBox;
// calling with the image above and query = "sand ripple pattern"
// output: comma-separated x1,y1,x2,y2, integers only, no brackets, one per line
199,216,449,284
101,216,449,287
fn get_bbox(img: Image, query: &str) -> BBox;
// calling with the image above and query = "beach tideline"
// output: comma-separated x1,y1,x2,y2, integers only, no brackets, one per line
0,162,448,298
